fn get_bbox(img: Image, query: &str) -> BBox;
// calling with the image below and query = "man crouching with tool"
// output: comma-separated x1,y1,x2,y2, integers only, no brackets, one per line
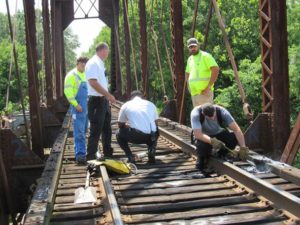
190,103,249,172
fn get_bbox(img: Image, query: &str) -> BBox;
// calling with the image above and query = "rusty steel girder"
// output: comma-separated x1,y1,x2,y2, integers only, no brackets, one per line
259,0,290,155
139,0,149,99
23,0,44,158
123,0,132,99
42,0,54,107
170,0,186,124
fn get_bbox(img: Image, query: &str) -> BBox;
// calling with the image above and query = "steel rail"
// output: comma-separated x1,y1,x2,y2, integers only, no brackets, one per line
159,116,300,191
159,126,300,219
23,110,72,225
100,165,124,225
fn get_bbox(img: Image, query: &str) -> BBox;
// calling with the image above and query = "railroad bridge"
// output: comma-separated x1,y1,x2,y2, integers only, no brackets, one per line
0,0,300,224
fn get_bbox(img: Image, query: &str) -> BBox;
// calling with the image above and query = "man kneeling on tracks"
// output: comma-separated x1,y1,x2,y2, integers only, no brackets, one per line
116,90,159,164
190,103,249,171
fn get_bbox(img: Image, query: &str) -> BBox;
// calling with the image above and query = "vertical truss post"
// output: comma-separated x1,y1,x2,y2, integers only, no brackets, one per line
112,0,122,98
42,0,54,106
138,0,149,98
110,30,117,95
259,0,290,154
123,0,131,98
52,1,64,97
170,0,186,124
23,0,44,158
50,0,56,99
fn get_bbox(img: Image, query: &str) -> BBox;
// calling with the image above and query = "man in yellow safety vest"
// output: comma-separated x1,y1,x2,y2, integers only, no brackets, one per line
185,38,219,107
64,56,89,164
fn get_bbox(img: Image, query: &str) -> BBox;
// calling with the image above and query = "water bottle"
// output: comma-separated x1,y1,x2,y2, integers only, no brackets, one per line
135,152,147,161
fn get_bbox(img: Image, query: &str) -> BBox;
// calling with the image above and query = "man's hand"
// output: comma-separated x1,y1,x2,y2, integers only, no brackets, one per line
75,104,83,112
210,137,224,150
238,146,249,161
107,94,116,104
201,86,211,96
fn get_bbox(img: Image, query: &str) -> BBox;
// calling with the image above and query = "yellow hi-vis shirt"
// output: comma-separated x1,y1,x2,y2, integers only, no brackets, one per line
185,51,218,96
64,68,86,107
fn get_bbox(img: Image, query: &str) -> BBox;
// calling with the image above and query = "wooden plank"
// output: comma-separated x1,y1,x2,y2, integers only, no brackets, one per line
51,208,103,221
118,189,245,205
113,178,225,190
124,202,269,223
51,219,97,225
185,210,286,225
115,183,234,198
120,195,257,214
53,202,102,212
112,174,223,185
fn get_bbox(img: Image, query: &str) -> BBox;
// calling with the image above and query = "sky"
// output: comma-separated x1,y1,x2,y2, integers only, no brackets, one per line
0,0,105,56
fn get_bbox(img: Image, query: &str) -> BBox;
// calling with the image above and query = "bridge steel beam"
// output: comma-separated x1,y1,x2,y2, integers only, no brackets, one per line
51,1,64,98
123,0,132,99
42,0,54,106
259,0,290,155
170,0,186,124
23,0,44,158
139,0,149,99
112,0,122,98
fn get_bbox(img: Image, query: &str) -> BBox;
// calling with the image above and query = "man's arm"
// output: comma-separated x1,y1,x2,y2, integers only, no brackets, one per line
88,79,116,103
202,66,219,95
193,129,213,144
228,121,246,147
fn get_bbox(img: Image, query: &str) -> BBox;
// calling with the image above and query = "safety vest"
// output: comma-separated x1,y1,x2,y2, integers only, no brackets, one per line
186,51,217,96
64,68,86,107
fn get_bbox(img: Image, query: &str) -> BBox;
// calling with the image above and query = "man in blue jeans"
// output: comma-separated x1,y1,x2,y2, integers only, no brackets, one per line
116,90,159,164
190,103,249,171
64,57,89,164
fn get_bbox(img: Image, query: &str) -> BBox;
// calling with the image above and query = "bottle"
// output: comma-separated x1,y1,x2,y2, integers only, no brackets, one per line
134,152,147,161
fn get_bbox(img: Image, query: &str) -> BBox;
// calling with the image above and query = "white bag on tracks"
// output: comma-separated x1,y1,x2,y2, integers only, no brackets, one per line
74,171,97,204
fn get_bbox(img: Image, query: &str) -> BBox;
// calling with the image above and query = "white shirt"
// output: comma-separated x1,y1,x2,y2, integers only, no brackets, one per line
85,54,108,96
118,97,158,134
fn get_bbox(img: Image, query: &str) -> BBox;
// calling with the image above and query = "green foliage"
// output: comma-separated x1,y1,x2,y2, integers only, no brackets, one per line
215,57,262,129
0,9,79,114
64,28,80,71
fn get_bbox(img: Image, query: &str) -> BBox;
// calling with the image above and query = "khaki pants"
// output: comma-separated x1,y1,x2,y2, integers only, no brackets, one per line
191,90,214,107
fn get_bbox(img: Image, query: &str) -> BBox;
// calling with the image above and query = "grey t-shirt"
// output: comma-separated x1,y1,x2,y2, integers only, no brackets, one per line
190,105,235,136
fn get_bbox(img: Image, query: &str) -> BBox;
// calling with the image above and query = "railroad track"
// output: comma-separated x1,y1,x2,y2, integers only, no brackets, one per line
23,103,300,225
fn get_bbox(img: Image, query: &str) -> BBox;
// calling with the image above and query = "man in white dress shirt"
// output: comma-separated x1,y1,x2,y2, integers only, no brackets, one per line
85,42,116,160
116,90,159,164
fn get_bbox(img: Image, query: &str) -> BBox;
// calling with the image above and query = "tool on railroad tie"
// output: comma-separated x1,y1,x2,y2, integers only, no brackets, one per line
74,170,97,204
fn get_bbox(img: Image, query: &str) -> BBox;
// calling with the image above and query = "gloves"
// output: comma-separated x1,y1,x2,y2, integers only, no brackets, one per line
238,146,249,160
228,148,239,159
210,138,224,150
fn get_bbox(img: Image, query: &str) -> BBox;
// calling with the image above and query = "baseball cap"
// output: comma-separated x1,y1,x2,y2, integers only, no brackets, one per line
187,38,199,48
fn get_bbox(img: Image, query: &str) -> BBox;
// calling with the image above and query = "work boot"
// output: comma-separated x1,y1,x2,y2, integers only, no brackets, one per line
127,155,136,164
147,146,156,164
76,155,87,165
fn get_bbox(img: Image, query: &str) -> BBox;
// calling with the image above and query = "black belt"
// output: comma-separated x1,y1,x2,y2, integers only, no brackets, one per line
88,95,105,99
